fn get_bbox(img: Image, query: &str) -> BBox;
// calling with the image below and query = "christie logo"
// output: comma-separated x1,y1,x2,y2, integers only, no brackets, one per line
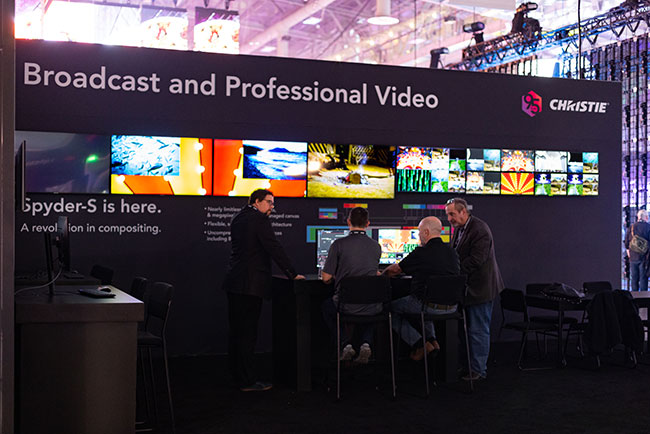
549,99,609,113
522,91,542,117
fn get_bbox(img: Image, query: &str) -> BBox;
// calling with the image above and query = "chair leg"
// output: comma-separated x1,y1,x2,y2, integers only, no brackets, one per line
336,312,341,401
137,347,153,428
462,313,474,392
161,340,176,434
147,348,159,430
517,332,528,369
420,312,429,398
388,313,396,399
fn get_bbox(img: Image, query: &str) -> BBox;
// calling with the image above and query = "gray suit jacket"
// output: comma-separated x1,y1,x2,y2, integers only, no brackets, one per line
451,215,504,305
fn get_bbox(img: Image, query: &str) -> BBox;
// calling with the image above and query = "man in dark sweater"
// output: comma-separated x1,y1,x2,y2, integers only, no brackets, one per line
383,216,460,361
625,209,650,291
223,189,304,392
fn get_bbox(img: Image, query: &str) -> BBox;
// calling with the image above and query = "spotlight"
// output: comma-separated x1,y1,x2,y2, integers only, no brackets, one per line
511,2,541,39
429,47,449,69
463,21,485,45
462,21,485,33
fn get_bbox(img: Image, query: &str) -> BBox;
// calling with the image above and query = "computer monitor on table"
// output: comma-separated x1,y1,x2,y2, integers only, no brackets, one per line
44,216,71,296
316,229,348,272
376,228,420,266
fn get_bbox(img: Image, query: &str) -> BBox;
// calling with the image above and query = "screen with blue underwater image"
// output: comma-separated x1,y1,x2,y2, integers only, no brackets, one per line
111,135,180,176
242,140,307,180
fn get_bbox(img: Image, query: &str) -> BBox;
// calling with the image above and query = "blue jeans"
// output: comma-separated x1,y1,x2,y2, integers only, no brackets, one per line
463,300,494,378
321,298,374,349
391,295,457,347
630,261,648,291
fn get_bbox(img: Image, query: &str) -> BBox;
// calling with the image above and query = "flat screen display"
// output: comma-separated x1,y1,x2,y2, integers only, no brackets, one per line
16,131,110,194
242,140,307,180
111,136,213,195
213,139,306,197
377,228,420,264
535,151,568,173
535,173,567,196
396,146,432,193
448,149,466,193
583,152,599,173
501,149,535,172
583,174,599,195
567,173,583,195
501,172,534,195
316,229,348,269
307,143,395,199
430,148,450,192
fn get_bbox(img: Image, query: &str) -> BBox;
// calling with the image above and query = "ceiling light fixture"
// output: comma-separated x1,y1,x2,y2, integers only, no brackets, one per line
367,0,399,26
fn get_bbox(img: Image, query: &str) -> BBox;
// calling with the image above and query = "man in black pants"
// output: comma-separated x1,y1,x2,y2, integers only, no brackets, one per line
223,189,304,392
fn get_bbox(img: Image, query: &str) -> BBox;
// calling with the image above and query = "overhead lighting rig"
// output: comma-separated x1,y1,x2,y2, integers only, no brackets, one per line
449,0,650,71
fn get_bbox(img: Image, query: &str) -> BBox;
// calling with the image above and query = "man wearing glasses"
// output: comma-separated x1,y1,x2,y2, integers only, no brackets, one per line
445,198,503,381
223,189,305,392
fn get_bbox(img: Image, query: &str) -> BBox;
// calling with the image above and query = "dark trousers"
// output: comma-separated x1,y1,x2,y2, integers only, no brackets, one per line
227,292,263,387
321,298,374,350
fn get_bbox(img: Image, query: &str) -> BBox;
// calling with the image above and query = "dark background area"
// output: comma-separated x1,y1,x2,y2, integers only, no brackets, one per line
15,40,622,356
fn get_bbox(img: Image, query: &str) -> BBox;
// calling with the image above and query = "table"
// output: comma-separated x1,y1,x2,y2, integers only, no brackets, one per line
525,290,650,366
15,285,144,434
271,275,460,391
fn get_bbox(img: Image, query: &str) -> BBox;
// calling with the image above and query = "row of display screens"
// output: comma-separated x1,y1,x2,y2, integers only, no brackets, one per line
16,131,600,198
317,227,451,268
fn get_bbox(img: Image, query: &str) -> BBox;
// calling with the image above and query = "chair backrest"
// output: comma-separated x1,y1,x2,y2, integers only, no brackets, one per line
90,264,114,285
145,282,174,336
583,281,613,294
129,276,148,301
338,275,391,305
500,288,528,320
525,283,551,295
423,274,467,305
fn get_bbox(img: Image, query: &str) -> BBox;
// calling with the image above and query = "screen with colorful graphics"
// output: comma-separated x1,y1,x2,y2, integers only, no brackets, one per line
376,228,420,264
111,135,213,195
307,143,395,199
501,149,535,172
316,229,348,269
213,139,307,197
501,172,534,195
396,146,432,193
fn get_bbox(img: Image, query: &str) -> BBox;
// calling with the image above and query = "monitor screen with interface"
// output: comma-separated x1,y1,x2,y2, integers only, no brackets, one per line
316,229,348,269
377,228,420,265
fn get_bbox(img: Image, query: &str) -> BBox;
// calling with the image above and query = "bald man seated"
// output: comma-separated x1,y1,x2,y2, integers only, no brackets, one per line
383,217,460,361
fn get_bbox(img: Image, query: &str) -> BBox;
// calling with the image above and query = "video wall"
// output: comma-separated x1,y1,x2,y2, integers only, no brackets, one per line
17,131,599,198
397,147,599,196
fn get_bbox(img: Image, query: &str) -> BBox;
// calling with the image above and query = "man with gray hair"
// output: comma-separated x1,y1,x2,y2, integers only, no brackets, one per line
625,209,650,291
445,197,503,381
383,216,460,361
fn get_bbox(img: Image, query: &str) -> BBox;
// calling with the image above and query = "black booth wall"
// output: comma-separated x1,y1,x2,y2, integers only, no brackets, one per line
15,40,622,355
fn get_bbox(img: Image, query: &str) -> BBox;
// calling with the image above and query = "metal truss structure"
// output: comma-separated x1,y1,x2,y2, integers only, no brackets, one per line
447,1,650,71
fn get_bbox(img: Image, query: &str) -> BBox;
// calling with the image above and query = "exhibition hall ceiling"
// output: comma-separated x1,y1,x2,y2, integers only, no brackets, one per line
16,0,625,67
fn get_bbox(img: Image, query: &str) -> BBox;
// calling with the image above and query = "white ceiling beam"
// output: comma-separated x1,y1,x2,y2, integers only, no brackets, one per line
241,0,338,54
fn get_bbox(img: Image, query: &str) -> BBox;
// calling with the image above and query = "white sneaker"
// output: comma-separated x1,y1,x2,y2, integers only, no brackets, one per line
354,343,372,364
340,344,356,361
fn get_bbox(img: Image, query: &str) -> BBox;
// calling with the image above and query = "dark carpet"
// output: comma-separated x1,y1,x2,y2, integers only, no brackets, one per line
153,343,650,434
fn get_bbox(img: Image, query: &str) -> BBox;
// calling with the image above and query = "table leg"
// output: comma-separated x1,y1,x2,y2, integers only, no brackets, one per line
558,306,567,367
295,291,312,391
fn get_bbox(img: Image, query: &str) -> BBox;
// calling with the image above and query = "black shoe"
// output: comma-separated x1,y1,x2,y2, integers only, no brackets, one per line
240,381,273,392
462,372,486,382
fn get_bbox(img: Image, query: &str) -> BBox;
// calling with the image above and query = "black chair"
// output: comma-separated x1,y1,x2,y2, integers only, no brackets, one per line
89,264,114,285
137,282,175,434
128,276,148,301
411,274,473,395
336,275,395,400
563,281,613,357
498,288,557,370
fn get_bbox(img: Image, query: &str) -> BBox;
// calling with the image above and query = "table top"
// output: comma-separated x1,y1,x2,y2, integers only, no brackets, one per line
15,285,144,324
526,290,650,310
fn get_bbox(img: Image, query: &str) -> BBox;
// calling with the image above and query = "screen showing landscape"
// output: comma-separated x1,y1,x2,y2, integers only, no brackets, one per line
307,143,395,198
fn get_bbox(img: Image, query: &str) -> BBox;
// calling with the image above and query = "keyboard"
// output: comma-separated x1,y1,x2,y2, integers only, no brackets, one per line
78,287,116,298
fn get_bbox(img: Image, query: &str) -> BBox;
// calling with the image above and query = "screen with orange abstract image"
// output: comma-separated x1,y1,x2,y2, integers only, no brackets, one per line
213,139,307,197
111,135,213,195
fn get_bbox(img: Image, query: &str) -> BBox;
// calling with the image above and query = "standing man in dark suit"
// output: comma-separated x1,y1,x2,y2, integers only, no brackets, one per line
445,198,504,381
223,189,305,392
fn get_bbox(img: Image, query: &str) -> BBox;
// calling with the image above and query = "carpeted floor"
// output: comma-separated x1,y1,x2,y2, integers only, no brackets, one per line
149,342,650,434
